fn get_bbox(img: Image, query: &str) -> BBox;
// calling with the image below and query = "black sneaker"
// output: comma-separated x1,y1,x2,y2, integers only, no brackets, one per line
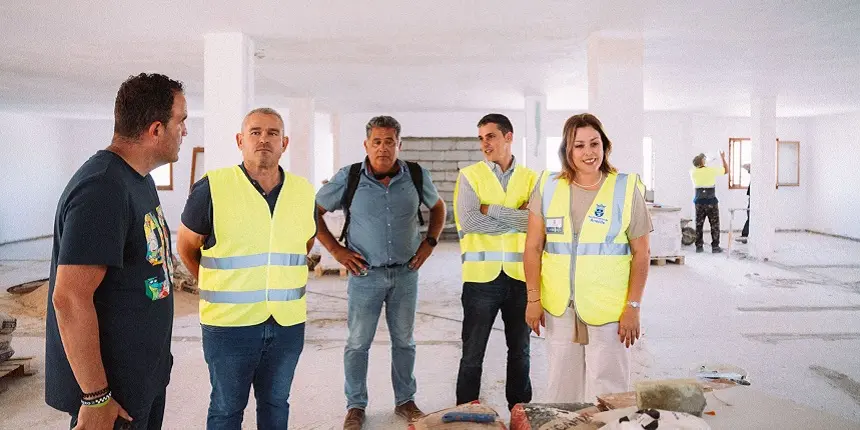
696,246,704,253
712,247,723,253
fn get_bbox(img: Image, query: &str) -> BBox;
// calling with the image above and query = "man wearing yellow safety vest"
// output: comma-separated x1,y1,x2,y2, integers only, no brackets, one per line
176,108,316,429
453,113,537,410
523,113,652,403
689,151,729,253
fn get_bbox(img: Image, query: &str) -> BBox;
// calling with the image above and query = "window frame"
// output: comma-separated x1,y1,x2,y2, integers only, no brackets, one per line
154,163,173,191
727,137,751,190
776,139,800,187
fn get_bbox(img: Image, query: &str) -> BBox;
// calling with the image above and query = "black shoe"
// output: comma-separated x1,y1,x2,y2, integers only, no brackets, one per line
735,237,748,244
696,246,704,253
712,247,723,253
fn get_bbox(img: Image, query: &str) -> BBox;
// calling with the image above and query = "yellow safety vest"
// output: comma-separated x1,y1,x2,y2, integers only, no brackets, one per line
539,171,642,325
453,162,537,283
198,166,315,327
689,166,725,188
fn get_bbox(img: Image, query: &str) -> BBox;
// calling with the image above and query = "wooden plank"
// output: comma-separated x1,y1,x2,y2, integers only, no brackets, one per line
650,256,685,266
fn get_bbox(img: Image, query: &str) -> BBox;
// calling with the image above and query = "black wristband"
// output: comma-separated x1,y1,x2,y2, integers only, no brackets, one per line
82,386,110,400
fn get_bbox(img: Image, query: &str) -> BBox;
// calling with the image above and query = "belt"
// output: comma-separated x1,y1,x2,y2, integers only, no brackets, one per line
369,263,407,270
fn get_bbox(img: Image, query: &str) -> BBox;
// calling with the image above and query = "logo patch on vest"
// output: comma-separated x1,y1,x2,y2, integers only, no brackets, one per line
545,217,564,234
588,204,608,225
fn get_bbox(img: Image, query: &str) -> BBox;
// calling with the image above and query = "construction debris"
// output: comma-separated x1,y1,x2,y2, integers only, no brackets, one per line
171,255,198,294
1,313,17,363
634,379,707,417
509,403,599,430
408,402,506,429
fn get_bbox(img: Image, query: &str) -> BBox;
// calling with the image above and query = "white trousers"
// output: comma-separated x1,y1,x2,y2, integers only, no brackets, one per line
544,310,631,403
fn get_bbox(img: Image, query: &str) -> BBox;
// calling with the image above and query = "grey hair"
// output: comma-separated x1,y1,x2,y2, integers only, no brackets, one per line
693,153,706,167
365,115,401,140
243,107,285,131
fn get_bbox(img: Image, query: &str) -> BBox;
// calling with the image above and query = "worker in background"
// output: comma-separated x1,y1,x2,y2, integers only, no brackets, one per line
689,151,729,253
315,115,446,429
523,113,652,403
453,113,537,410
176,108,316,429
46,73,186,429
738,163,751,243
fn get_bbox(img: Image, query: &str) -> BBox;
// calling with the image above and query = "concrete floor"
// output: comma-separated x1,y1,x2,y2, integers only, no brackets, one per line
1,232,859,429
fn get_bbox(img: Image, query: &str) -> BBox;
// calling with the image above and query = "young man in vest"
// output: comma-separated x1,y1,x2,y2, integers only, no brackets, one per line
689,151,729,253
176,108,316,429
46,73,185,430
453,113,537,410
315,115,446,429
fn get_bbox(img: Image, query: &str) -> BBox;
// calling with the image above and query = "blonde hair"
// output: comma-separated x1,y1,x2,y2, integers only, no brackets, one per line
555,113,617,181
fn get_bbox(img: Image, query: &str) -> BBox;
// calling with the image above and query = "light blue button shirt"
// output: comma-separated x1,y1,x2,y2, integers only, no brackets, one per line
316,159,440,267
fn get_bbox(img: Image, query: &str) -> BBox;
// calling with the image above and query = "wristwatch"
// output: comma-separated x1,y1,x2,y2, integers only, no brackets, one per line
425,237,438,247
627,301,641,309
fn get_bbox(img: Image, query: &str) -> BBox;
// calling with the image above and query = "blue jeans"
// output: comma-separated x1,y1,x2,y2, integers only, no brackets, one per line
202,318,304,430
456,272,532,410
344,265,419,410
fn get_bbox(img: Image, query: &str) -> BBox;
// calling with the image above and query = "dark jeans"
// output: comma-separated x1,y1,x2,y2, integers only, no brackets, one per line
695,203,721,248
456,272,532,410
202,318,304,430
69,389,165,430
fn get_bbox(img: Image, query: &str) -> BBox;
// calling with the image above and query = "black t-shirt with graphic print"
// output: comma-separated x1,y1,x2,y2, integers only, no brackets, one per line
45,150,175,415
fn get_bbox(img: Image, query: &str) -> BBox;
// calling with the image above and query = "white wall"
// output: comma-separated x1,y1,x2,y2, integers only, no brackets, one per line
0,113,73,242
810,112,860,239
645,113,812,231
0,114,203,243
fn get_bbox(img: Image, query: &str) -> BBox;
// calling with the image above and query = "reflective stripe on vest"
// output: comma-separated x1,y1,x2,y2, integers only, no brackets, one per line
538,171,638,325
200,253,306,270
461,251,524,263
199,286,307,304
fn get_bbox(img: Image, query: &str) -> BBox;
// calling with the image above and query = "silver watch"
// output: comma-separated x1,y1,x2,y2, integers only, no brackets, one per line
627,301,641,309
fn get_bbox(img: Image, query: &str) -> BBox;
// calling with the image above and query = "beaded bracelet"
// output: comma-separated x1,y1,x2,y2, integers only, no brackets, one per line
82,386,110,399
81,391,112,407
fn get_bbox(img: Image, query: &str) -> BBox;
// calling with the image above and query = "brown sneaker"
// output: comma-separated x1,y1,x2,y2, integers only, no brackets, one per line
343,408,365,430
394,400,425,422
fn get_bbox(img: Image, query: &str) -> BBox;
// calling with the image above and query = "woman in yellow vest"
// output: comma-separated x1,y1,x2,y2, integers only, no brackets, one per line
523,113,652,403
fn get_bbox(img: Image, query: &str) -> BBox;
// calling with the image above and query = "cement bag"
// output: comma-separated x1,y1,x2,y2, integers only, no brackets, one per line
509,403,599,430
408,403,506,430
597,408,710,430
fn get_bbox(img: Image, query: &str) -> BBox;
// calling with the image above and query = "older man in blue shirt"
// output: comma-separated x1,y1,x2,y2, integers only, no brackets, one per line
316,115,446,430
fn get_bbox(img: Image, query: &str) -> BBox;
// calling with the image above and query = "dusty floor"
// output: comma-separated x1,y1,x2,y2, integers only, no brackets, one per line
1,232,859,429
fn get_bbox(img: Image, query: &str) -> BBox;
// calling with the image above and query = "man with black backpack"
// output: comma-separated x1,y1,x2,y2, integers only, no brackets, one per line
315,115,446,429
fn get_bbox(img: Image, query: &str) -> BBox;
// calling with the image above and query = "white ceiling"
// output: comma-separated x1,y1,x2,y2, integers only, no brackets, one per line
1,0,859,117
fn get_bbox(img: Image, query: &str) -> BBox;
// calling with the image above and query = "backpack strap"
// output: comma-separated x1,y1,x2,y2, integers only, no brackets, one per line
405,160,426,226
339,163,363,243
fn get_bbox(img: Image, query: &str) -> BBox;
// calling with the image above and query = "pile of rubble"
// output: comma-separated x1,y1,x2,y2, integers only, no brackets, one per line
0,313,16,363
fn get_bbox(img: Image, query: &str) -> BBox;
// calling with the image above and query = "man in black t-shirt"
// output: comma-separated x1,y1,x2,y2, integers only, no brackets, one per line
45,73,187,430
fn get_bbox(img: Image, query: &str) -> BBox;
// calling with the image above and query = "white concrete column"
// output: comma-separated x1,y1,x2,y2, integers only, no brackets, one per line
749,94,777,259
314,112,333,190
587,34,644,176
288,98,315,181
524,95,548,171
331,113,342,172
203,32,254,171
